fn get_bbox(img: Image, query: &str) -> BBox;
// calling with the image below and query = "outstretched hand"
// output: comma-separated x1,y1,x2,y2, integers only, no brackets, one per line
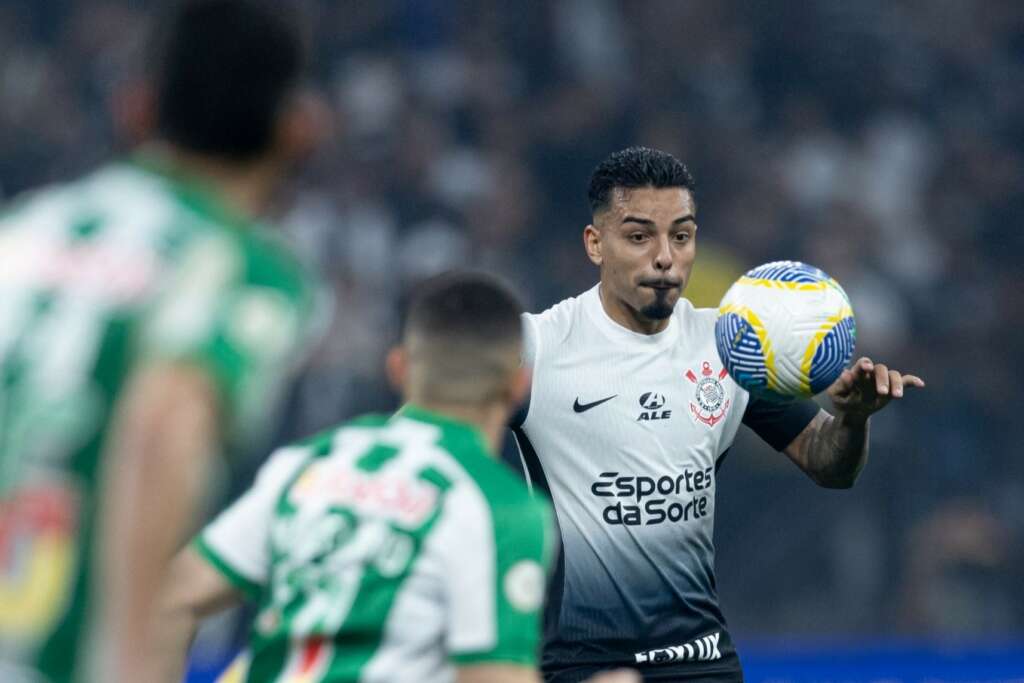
828,356,925,420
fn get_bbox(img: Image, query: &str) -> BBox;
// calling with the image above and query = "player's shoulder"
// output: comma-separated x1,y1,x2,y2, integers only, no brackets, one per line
523,285,596,346
292,413,391,457
675,296,718,334
446,455,553,547
433,427,549,520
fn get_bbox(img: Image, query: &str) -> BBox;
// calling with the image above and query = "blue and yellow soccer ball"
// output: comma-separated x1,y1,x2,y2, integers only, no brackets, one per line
714,261,856,401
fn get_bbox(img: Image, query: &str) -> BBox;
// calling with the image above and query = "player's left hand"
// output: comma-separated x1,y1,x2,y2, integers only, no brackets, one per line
827,356,925,421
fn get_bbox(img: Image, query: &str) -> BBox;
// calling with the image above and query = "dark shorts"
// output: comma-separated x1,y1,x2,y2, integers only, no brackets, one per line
544,664,743,683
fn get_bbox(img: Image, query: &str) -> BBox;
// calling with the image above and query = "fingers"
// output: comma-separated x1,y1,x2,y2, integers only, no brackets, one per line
847,357,925,398
851,357,874,379
831,368,856,395
903,374,926,389
890,373,926,398
889,369,903,397
873,363,890,396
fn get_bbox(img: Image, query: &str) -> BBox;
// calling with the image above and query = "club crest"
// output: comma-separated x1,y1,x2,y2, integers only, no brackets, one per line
685,361,731,427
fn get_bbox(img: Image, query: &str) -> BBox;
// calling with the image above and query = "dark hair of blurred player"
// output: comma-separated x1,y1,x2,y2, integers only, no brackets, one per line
584,147,697,328
392,272,527,408
152,0,310,161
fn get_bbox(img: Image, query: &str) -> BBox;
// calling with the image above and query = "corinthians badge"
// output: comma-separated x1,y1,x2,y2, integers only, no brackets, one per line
685,361,731,427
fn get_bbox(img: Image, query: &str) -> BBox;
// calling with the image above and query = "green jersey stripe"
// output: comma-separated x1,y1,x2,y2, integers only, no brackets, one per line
194,537,263,601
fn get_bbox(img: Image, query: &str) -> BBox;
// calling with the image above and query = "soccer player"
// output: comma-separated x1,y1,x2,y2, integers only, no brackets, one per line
512,146,925,682
0,2,324,681
144,273,637,683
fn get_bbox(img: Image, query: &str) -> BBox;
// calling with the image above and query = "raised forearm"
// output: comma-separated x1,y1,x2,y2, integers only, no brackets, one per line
790,410,869,489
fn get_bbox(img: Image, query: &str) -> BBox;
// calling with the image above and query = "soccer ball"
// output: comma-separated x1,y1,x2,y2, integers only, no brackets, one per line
714,261,856,401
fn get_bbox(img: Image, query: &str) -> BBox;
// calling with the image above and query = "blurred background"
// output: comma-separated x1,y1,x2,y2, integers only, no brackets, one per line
1,0,1022,679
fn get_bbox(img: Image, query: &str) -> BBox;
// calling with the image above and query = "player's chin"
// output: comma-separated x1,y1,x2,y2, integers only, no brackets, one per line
639,293,677,320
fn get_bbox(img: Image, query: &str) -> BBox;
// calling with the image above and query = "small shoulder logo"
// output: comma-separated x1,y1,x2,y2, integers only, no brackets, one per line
685,361,731,427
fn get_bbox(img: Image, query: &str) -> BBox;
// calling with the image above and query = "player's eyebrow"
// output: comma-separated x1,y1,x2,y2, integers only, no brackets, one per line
621,214,695,226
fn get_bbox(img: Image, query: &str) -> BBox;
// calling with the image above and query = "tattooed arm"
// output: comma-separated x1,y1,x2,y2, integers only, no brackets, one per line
783,357,924,489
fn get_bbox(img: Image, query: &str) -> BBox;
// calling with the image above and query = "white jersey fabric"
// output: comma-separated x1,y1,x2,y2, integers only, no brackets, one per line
514,284,817,681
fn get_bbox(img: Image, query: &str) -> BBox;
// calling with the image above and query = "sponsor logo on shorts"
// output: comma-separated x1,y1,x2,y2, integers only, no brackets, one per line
634,631,722,664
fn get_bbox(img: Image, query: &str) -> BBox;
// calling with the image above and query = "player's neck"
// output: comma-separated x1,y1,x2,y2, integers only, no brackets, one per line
410,400,507,457
598,284,670,335
146,143,280,219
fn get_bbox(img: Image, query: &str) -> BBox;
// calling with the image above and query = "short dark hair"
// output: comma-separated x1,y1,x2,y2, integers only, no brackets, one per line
404,271,524,404
152,0,306,161
587,146,695,214
406,271,524,348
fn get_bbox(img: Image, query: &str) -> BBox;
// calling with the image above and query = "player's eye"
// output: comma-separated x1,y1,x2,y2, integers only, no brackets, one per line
628,233,648,243
674,232,691,243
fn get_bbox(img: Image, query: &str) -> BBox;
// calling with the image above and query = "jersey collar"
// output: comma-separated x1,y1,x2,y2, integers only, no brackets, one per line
394,404,492,457
125,151,257,233
584,283,680,349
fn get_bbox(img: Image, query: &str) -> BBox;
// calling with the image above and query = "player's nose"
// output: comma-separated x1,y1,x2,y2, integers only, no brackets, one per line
653,234,672,271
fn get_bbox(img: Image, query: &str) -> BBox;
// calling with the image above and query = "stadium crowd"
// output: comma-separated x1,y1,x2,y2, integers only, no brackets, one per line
1,0,1021,638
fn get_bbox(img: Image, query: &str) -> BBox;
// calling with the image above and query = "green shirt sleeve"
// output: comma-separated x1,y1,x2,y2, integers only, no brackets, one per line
445,488,556,667
137,232,315,440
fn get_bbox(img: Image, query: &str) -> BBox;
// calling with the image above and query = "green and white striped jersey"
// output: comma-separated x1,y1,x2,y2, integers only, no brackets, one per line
0,156,318,683
196,406,555,683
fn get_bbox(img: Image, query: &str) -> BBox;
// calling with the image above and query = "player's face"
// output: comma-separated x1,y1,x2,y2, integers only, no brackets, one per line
585,186,697,329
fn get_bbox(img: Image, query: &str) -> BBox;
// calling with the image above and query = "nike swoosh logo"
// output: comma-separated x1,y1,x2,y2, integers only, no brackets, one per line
573,395,617,413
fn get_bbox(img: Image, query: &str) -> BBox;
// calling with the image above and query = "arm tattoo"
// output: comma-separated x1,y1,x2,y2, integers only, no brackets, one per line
799,412,869,488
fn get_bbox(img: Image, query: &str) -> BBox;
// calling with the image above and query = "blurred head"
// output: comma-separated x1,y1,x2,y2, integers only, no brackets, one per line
148,0,324,166
585,147,698,325
387,272,528,413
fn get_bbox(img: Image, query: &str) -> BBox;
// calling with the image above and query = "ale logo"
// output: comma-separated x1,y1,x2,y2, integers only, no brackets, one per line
637,392,671,421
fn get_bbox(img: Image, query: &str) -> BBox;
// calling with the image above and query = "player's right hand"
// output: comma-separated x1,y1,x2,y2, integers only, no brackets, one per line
583,669,641,683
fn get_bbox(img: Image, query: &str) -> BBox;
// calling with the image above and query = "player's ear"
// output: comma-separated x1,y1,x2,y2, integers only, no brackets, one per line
385,346,408,394
111,79,156,147
583,224,602,266
273,88,333,164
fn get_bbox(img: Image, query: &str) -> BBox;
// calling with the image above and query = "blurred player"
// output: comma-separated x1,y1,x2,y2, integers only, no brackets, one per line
512,147,925,681
0,1,325,681
144,272,638,683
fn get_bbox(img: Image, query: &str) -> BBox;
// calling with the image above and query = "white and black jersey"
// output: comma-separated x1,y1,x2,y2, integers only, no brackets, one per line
513,285,818,682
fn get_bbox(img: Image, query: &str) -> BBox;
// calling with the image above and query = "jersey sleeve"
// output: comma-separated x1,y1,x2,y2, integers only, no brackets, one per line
435,484,555,667
510,313,540,429
742,396,820,451
137,233,317,441
194,446,308,598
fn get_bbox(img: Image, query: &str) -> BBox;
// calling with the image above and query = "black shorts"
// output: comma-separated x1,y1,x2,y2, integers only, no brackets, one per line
544,664,743,683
